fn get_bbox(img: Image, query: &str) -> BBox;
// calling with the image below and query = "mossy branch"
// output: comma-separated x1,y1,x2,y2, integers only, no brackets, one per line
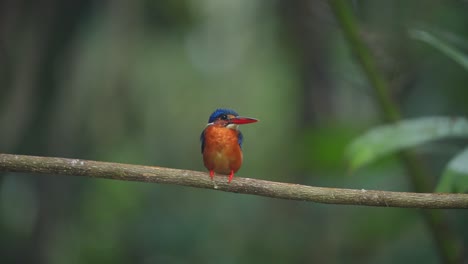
0,153,467,209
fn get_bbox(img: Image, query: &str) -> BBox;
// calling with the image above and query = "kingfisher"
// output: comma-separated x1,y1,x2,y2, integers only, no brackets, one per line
200,108,258,183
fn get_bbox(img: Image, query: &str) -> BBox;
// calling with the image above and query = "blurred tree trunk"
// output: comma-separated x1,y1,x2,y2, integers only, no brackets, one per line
278,1,335,262
280,0,334,126
0,0,90,263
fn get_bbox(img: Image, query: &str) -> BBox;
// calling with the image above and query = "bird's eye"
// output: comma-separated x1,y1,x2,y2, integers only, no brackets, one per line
220,114,228,120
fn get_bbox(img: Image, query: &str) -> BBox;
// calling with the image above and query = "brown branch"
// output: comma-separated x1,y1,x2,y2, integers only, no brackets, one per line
0,153,467,209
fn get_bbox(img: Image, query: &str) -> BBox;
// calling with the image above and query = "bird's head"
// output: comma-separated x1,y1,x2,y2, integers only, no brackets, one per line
207,108,258,130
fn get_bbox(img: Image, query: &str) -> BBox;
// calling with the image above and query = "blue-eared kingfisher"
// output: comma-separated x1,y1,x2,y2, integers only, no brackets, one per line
200,108,258,183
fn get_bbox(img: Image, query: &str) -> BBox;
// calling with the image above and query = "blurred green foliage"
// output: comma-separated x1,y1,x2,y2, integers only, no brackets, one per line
410,29,468,71
346,117,468,172
437,147,468,193
0,0,467,263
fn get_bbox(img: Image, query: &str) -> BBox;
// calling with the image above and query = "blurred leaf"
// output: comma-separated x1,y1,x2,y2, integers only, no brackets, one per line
409,29,468,71
436,147,468,193
346,117,468,170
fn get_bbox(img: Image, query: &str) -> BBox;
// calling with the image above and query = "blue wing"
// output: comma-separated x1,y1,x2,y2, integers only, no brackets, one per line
200,130,206,153
238,131,244,149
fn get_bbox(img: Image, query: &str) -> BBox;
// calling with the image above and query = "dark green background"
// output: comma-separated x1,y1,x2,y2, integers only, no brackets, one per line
0,0,467,263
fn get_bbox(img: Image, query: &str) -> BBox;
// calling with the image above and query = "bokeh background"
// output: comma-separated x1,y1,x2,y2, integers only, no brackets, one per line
1,0,467,263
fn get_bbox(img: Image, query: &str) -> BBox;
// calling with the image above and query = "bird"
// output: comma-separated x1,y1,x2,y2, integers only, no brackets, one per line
200,108,258,183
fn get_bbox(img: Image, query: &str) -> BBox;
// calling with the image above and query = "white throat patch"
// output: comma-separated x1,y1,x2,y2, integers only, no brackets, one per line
226,124,239,130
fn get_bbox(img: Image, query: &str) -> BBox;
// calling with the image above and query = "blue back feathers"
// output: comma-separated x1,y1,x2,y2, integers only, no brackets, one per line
201,108,244,153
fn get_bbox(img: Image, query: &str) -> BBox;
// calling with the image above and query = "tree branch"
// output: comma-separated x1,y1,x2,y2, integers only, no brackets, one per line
0,153,467,209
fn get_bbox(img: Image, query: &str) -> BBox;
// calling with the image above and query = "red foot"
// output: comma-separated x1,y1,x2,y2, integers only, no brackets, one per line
209,170,215,180
228,170,234,183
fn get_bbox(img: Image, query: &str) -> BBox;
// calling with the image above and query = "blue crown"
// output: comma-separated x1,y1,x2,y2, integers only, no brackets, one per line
208,108,239,123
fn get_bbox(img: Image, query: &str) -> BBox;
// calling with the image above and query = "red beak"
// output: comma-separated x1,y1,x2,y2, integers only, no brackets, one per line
230,116,258,125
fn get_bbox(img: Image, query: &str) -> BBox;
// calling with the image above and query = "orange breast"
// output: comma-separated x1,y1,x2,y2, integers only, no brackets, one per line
202,125,243,174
